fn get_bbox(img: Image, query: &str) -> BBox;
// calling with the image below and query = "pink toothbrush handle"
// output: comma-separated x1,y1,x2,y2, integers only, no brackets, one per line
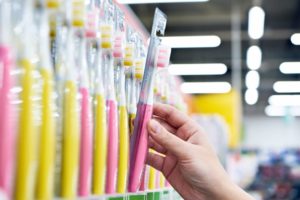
128,103,153,192
0,45,15,198
79,88,93,196
155,170,160,189
105,100,118,194
165,180,170,187
139,167,147,191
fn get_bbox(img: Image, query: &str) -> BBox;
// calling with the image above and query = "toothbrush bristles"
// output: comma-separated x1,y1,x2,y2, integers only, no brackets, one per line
155,46,171,68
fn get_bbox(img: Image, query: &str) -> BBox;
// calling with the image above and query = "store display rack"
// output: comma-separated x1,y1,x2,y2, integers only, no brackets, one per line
0,0,186,199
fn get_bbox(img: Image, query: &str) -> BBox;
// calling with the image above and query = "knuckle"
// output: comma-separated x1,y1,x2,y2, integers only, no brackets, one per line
159,127,170,142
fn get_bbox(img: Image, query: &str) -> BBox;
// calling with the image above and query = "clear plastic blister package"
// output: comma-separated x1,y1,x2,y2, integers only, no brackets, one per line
128,8,171,193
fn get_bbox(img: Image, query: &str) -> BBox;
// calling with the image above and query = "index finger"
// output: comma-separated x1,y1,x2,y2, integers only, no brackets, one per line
152,103,190,128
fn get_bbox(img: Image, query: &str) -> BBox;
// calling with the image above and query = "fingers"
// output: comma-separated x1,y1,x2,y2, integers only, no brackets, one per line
146,151,164,171
153,118,197,143
153,103,190,128
176,120,199,142
148,119,187,159
152,116,176,134
149,136,167,154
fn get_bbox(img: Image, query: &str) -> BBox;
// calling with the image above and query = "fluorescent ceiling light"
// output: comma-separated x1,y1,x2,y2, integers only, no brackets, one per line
265,105,300,117
248,6,265,39
246,45,262,70
117,0,209,4
161,35,221,48
245,88,258,105
245,70,260,89
180,82,231,94
273,81,300,93
268,95,300,106
168,63,227,75
279,62,300,74
290,33,300,45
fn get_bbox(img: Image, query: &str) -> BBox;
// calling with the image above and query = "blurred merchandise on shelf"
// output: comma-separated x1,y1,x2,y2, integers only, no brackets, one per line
227,149,259,189
227,148,300,200
0,0,187,199
192,115,229,166
191,90,242,148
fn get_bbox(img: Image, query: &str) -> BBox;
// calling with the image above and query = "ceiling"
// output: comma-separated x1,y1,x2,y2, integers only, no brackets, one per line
129,0,300,116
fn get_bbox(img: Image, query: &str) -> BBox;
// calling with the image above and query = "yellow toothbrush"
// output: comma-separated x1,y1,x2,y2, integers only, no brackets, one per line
15,1,39,199
159,172,165,189
15,59,37,200
148,150,156,190
113,31,129,193
93,94,107,194
60,29,80,198
92,43,107,195
117,105,129,193
36,69,55,200
35,5,56,199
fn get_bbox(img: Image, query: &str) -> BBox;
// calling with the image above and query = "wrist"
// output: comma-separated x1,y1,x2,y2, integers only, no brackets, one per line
213,178,254,200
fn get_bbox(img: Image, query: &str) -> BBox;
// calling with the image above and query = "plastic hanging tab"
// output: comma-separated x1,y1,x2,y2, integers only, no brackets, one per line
151,8,167,37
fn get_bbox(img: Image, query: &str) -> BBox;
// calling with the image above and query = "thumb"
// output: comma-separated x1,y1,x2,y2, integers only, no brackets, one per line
148,119,187,158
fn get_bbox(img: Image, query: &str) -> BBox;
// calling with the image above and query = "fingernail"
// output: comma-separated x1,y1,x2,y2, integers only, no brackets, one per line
149,120,160,134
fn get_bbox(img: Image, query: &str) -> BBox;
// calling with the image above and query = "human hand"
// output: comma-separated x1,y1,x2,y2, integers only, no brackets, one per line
147,103,254,200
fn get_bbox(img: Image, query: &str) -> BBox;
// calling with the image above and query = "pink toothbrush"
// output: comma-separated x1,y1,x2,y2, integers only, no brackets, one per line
155,170,160,189
0,44,15,200
128,8,170,193
78,36,93,196
105,51,118,193
100,23,118,194
0,1,16,199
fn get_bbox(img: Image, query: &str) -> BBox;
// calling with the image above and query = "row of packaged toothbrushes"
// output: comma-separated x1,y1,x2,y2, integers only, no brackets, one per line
0,0,186,199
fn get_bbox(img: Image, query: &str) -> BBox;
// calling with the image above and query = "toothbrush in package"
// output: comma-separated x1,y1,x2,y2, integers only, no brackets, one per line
102,24,119,194
92,42,107,195
101,0,119,194
92,1,108,195
71,0,94,196
78,35,93,197
15,0,41,199
128,8,171,192
113,9,129,193
35,2,56,199
60,3,80,196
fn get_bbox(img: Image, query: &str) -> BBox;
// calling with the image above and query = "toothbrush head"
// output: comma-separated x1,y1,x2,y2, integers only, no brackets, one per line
85,9,98,38
123,44,134,67
161,95,167,102
154,45,171,68
72,0,86,28
113,33,124,58
134,59,144,80
49,14,57,37
154,87,159,95
100,24,113,49
46,0,61,9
